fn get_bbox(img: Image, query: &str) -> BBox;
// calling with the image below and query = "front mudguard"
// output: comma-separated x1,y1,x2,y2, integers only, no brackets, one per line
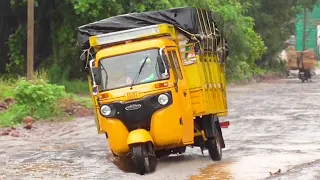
127,129,153,146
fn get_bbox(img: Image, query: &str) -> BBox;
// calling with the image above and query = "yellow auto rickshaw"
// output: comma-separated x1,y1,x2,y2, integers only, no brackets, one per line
78,7,229,175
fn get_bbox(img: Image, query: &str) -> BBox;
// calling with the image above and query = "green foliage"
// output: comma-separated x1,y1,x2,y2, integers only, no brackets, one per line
238,0,319,67
14,80,65,111
10,0,39,9
67,94,93,109
0,77,91,127
5,0,319,83
60,80,89,94
298,0,319,10
47,64,89,93
47,64,69,84
6,25,26,75
210,0,266,63
71,0,123,18
0,79,16,100
268,58,288,74
5,79,65,121
0,104,29,127
185,0,266,80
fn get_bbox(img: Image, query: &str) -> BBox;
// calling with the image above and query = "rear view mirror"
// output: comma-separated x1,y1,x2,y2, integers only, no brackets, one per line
80,52,86,61
91,67,101,86
157,55,166,74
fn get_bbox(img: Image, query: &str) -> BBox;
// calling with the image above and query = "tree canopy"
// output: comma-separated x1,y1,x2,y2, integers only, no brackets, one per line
0,0,318,81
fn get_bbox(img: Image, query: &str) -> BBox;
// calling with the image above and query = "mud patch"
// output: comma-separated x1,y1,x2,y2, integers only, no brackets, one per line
9,163,75,178
57,98,93,117
39,143,81,151
189,161,234,180
0,97,15,112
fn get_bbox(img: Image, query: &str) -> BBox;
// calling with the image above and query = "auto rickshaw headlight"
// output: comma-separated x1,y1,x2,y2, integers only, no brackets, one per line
158,94,169,105
100,105,111,116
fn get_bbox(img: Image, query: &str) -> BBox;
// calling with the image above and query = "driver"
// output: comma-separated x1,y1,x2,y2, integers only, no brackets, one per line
139,57,156,83
107,61,129,88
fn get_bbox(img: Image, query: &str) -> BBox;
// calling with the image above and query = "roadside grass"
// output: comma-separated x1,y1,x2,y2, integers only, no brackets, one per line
65,93,93,109
59,80,89,94
0,77,92,127
0,78,16,100
227,70,286,84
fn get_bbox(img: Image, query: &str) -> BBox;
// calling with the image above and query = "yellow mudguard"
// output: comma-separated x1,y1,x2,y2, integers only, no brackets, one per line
127,129,153,145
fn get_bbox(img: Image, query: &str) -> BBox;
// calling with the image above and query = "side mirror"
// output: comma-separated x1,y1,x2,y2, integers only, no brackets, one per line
80,52,86,61
91,67,101,86
157,55,166,74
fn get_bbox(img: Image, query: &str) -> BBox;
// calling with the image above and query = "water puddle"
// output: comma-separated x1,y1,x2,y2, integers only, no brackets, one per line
243,115,289,121
189,153,319,180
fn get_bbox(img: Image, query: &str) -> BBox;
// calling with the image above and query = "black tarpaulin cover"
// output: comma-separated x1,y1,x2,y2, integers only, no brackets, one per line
77,7,224,50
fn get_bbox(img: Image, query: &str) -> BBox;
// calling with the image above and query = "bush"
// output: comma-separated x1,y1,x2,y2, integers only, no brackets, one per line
0,77,92,127
47,64,89,94
0,79,68,127
13,79,66,119
0,105,29,127
0,84,15,100
47,63,68,84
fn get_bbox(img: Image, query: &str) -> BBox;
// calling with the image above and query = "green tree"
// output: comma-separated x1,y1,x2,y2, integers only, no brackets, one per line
185,0,266,80
239,0,319,67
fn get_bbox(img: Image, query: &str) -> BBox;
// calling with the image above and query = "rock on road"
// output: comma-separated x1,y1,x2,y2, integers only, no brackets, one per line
1,71,320,180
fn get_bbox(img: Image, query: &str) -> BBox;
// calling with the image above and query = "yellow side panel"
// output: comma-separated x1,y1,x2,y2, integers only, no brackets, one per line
189,89,205,115
182,54,227,117
183,64,202,89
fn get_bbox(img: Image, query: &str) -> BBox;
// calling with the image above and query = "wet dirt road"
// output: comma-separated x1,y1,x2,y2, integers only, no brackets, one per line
1,71,320,180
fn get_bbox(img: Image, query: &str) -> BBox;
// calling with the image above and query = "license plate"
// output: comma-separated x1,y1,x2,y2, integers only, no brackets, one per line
125,91,140,100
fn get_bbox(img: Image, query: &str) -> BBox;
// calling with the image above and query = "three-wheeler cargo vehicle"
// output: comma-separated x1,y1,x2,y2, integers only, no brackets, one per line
77,7,230,175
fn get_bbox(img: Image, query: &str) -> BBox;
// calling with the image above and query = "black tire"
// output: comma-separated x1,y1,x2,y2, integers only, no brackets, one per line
149,154,157,173
131,144,157,175
300,74,305,83
132,145,147,175
206,137,222,161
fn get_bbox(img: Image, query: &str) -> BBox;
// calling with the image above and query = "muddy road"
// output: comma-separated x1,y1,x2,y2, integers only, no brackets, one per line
1,72,320,180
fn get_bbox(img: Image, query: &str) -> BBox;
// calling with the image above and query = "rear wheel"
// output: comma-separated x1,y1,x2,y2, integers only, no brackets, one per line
131,143,157,175
206,136,222,161
299,70,307,83
205,115,223,161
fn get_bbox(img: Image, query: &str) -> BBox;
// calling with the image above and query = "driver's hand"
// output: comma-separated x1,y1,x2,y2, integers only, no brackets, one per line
126,77,132,84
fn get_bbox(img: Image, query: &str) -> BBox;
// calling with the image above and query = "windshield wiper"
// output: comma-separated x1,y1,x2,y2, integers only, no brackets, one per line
130,56,148,90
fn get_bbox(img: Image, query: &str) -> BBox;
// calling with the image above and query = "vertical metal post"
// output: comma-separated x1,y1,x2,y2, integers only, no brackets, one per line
301,8,307,70
27,0,34,80
302,8,307,51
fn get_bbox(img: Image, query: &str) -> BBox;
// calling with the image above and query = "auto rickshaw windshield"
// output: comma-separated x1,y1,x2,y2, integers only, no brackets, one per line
99,48,169,91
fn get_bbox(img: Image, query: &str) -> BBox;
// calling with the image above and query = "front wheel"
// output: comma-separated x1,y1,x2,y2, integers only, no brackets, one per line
206,136,222,161
131,143,157,175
